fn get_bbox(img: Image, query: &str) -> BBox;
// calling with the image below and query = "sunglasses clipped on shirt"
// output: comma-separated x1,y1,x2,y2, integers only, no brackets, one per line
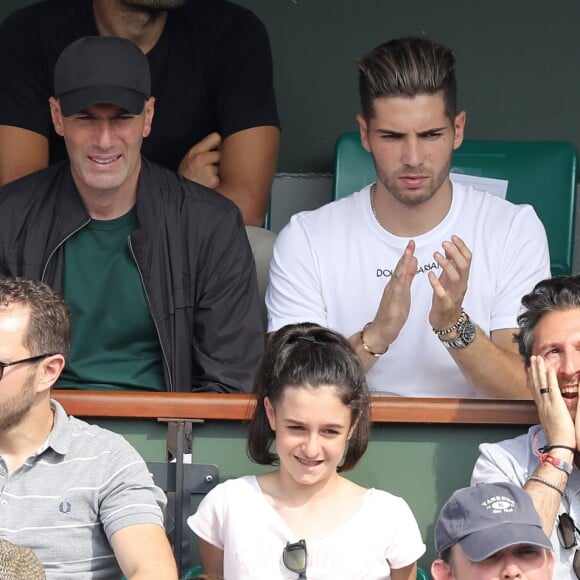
283,539,307,579
557,512,580,578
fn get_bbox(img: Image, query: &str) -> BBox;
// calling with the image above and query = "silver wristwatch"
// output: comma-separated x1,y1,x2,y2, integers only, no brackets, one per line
440,315,476,349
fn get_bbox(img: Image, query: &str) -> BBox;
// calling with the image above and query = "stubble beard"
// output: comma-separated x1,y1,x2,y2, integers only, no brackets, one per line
0,372,36,431
375,159,452,207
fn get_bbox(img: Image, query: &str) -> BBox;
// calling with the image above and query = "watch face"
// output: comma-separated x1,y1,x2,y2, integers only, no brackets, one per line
459,320,476,344
442,319,476,349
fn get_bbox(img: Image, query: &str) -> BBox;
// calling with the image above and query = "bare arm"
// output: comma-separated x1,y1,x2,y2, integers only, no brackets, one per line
445,327,529,398
110,523,178,579
525,466,569,536
0,126,48,185
428,235,528,397
178,125,280,226
198,538,225,577
522,356,574,535
349,240,417,371
217,126,279,226
391,563,418,580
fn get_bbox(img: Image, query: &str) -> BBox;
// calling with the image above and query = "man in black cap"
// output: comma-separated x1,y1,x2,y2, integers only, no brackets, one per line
431,482,554,580
0,35,264,396
0,0,279,230
0,0,280,321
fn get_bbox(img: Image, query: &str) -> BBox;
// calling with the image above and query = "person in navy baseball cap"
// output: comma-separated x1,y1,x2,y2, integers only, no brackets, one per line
431,482,554,579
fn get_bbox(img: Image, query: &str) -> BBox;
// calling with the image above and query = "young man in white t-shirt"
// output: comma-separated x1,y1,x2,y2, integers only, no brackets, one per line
266,36,550,398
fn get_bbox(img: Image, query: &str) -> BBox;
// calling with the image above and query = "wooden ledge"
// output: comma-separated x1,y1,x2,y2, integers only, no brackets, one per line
53,390,539,425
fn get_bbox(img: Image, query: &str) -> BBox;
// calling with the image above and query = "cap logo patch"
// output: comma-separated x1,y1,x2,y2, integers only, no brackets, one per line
481,495,515,513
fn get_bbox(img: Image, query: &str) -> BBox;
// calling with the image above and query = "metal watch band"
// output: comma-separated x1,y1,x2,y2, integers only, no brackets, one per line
440,317,476,350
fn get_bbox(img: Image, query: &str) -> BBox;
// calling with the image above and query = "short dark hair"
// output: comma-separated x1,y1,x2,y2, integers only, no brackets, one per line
0,277,71,356
440,546,455,568
247,323,371,472
516,275,580,366
358,36,457,122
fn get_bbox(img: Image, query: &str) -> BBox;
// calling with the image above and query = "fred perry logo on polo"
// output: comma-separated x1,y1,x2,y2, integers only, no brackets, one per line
59,501,72,514
481,495,515,514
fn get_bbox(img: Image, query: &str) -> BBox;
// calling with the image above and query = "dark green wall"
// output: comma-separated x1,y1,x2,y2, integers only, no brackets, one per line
242,0,580,172
2,0,579,171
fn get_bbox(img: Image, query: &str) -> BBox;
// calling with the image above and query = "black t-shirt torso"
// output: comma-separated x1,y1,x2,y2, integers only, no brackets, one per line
0,0,279,171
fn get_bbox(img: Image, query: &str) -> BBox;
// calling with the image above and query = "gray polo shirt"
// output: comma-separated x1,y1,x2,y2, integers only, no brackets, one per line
472,424,580,580
0,400,166,579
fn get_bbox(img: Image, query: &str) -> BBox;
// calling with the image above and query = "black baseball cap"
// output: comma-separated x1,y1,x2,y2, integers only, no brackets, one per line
54,36,151,117
435,482,553,561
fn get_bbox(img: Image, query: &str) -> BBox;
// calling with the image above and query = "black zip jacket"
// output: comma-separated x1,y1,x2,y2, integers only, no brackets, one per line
0,158,264,393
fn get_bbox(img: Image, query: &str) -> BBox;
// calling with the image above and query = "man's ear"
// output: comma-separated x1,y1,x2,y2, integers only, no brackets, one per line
452,110,466,150
431,558,454,580
36,354,66,394
142,96,155,138
356,114,371,153
49,97,65,137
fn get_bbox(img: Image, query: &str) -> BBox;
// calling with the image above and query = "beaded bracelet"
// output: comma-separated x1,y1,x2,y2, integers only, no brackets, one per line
360,322,388,357
527,475,566,497
432,309,467,336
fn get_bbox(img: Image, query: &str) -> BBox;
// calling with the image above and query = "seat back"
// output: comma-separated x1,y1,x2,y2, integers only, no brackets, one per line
333,131,578,276
147,461,219,577
417,566,430,580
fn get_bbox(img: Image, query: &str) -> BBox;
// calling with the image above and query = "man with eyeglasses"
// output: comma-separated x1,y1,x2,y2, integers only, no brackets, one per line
472,274,580,579
431,482,554,580
0,276,177,578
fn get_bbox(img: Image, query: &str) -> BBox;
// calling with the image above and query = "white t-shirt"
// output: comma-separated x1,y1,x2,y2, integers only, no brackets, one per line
188,475,425,580
266,182,550,397
472,425,580,580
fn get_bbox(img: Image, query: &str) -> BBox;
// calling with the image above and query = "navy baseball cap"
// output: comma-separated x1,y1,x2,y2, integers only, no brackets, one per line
54,36,151,117
435,482,553,561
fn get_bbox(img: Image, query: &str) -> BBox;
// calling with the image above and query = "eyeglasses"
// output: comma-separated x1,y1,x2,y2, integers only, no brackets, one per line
557,513,580,578
0,353,57,381
283,539,307,579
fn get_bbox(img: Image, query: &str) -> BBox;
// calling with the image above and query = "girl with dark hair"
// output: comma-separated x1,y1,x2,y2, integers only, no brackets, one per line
188,323,424,579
